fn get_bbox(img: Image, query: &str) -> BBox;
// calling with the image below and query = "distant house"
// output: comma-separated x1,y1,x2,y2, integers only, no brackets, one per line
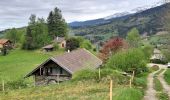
0,39,12,49
42,44,54,52
25,49,103,85
53,37,66,48
150,48,165,63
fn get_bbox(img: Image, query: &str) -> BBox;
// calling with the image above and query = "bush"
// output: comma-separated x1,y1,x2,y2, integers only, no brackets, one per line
106,48,147,75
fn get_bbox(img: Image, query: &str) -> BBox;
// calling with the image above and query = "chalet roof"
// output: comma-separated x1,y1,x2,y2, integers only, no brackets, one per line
42,44,54,49
53,37,65,43
0,39,10,44
25,49,103,78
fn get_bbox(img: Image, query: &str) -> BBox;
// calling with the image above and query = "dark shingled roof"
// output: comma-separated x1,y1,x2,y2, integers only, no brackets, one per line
25,49,103,78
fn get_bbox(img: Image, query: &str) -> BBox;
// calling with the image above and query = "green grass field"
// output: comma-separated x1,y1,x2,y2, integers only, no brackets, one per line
0,49,145,100
0,49,65,82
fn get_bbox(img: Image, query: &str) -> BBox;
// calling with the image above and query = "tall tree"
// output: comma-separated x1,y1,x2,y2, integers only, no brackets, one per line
23,15,51,50
5,28,17,44
47,7,68,38
126,28,141,48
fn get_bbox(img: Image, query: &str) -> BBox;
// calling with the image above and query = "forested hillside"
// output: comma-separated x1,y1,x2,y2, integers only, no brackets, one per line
70,3,170,43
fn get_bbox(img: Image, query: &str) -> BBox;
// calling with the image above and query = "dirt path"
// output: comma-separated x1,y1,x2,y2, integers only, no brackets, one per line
143,69,161,100
158,68,170,97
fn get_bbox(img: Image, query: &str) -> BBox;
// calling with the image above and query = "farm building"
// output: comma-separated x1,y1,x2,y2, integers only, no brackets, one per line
53,37,66,48
0,39,12,49
42,44,54,52
25,49,103,85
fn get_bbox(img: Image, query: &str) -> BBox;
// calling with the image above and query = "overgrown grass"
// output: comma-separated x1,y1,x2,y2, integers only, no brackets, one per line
154,78,163,91
113,87,143,100
164,69,170,85
134,72,149,89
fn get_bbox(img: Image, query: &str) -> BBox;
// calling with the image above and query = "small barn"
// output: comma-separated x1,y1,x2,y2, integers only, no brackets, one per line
42,44,54,52
53,37,66,48
25,49,103,85
0,39,12,49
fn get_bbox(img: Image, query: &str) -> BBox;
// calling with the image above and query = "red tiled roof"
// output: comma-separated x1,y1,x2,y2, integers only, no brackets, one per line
25,49,103,77
0,39,10,44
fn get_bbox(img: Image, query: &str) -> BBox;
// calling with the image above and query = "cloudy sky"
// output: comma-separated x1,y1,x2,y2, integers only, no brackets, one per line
0,0,163,31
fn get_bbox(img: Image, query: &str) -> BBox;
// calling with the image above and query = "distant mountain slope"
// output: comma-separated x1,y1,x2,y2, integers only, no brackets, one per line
70,3,170,43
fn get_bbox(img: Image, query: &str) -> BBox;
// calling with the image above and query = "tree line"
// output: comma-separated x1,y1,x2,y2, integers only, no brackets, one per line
5,7,68,50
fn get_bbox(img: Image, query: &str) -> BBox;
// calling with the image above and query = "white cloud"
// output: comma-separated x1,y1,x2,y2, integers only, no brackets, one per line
0,0,163,30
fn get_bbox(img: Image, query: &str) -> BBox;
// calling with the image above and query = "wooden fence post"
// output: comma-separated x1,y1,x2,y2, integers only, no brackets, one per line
129,78,132,88
2,80,4,92
99,68,101,80
110,80,112,100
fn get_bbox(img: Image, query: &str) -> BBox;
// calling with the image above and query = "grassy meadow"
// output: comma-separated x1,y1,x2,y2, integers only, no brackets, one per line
0,49,147,100
0,49,65,81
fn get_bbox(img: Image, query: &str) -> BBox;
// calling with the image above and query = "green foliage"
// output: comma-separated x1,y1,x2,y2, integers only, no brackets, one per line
113,87,143,100
141,44,153,60
66,37,80,51
106,48,147,74
53,43,59,50
23,15,51,50
5,28,25,44
47,7,68,38
80,40,92,50
126,28,141,47
164,69,170,85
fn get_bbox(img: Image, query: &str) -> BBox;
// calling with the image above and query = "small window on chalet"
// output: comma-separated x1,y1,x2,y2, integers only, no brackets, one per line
48,67,53,74
60,67,63,74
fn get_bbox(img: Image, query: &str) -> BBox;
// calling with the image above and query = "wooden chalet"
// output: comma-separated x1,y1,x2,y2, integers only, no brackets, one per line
0,39,12,49
53,37,66,48
25,49,103,85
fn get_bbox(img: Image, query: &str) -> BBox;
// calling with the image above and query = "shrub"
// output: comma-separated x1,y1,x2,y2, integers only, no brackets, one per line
53,43,59,50
106,48,147,75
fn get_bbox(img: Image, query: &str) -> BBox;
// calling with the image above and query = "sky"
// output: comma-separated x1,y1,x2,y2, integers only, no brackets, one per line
0,0,163,31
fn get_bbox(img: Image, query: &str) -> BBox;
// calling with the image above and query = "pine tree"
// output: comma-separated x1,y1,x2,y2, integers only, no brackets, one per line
47,7,68,38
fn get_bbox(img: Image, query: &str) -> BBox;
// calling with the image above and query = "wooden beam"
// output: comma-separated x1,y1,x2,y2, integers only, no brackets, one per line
110,80,112,100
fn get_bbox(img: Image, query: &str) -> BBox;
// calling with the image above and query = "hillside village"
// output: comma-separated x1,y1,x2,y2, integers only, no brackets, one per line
0,1,170,100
